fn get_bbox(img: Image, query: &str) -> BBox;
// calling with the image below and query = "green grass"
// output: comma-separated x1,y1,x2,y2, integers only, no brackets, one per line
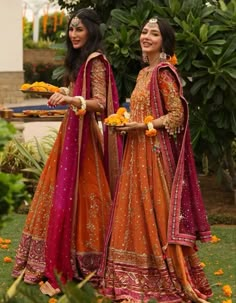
0,213,235,302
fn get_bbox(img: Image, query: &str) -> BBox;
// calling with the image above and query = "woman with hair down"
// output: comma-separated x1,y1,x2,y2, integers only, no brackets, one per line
12,8,122,296
99,17,213,303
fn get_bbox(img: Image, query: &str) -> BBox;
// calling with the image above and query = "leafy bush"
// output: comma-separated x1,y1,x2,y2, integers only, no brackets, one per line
23,62,63,86
0,119,30,229
0,173,30,229
0,119,16,151
0,131,57,195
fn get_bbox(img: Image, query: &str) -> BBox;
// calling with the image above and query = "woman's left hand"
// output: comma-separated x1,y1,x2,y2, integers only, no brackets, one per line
48,93,72,107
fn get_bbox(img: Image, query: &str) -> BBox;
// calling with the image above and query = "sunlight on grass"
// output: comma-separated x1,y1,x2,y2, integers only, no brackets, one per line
0,213,235,302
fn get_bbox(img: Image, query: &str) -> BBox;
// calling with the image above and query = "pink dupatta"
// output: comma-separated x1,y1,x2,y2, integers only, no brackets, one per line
150,62,211,247
45,52,122,287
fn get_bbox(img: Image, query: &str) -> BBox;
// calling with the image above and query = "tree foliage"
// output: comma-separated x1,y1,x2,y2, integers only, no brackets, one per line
52,0,236,183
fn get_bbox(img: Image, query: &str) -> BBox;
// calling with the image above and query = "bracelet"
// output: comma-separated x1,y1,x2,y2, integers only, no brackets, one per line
71,96,86,116
60,87,70,96
144,115,157,137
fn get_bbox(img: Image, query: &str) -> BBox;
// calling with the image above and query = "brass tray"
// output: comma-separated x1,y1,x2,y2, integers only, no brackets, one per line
20,89,54,98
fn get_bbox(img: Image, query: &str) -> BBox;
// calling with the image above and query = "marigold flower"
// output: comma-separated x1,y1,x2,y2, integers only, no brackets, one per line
200,262,206,268
0,238,3,244
222,285,232,297
3,256,12,263
1,244,9,249
144,115,154,124
214,268,224,275
144,115,157,137
116,107,127,115
3,239,11,244
20,81,60,93
48,298,58,303
105,107,130,126
168,54,178,65
222,299,232,303
146,129,157,137
210,235,221,243
75,109,86,116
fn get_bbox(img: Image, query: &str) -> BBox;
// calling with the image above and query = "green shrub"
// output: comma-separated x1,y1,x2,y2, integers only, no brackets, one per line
23,62,63,86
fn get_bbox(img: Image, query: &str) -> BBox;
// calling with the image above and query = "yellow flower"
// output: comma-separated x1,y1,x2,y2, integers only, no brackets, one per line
210,235,221,243
222,300,232,303
222,285,232,297
105,107,130,126
214,268,224,275
144,115,154,124
20,81,60,92
200,262,206,268
116,107,127,115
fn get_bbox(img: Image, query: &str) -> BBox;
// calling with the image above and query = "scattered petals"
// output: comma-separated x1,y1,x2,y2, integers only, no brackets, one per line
200,262,206,268
3,239,11,244
214,268,224,275
3,256,12,263
210,235,221,243
222,285,232,297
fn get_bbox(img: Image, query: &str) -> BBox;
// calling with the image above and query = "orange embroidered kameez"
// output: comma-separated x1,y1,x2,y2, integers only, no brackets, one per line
100,66,212,303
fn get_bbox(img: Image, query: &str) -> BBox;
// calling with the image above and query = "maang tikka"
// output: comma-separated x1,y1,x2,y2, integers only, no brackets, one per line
148,18,158,27
71,16,80,27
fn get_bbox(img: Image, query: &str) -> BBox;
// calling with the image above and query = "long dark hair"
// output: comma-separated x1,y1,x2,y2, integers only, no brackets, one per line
64,8,104,85
142,17,175,57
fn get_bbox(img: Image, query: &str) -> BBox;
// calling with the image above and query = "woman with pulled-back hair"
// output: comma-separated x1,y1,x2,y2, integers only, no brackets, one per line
12,7,122,296
99,17,212,303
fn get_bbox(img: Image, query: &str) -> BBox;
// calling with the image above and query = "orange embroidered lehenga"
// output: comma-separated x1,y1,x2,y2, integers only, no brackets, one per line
12,53,122,289
99,64,212,302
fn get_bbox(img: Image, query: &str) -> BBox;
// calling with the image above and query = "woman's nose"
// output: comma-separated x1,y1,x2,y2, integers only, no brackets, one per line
71,29,77,36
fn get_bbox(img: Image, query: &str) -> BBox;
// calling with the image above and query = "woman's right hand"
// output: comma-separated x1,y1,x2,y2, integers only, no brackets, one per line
48,93,74,107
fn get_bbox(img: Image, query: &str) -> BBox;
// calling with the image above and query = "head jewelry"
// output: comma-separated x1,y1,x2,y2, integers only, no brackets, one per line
71,16,80,27
148,18,158,27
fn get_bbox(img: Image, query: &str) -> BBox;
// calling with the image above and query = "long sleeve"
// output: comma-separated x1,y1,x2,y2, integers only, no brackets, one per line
158,69,184,135
90,58,107,109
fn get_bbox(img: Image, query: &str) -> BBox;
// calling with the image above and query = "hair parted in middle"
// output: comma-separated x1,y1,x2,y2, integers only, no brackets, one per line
141,16,176,57
64,8,104,85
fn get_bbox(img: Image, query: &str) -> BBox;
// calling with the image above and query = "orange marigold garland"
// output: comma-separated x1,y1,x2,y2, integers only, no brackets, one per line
71,96,86,116
144,115,157,137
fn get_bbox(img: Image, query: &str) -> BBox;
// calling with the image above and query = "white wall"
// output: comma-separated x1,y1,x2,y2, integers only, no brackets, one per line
0,0,23,72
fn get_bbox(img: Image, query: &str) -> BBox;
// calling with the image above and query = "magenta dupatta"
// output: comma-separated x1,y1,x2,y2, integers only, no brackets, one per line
45,53,122,287
150,62,211,247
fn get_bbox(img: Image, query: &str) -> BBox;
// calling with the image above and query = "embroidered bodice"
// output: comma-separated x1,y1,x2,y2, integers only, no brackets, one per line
130,67,184,134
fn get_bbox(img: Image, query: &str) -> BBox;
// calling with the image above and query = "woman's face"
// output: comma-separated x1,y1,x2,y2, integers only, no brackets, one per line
68,16,89,49
140,21,162,56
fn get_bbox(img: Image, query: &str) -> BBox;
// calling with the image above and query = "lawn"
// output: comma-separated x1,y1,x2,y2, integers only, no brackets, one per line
0,213,235,302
